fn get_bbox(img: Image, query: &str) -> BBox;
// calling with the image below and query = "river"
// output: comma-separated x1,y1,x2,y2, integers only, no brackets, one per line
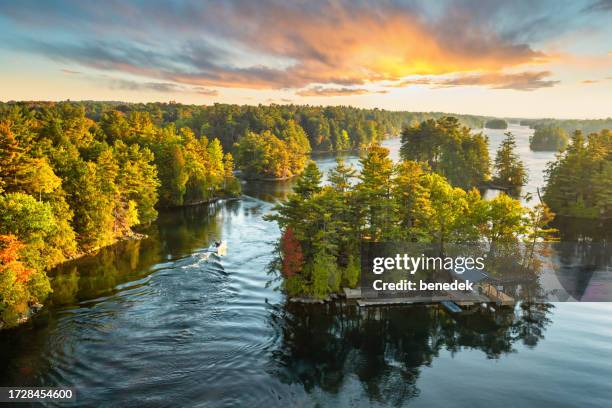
1,125,611,407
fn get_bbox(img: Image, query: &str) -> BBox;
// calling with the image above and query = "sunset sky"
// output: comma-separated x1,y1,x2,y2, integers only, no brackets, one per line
1,0,611,118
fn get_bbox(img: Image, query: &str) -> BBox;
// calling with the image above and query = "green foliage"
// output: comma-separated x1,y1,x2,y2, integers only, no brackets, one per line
311,251,338,299
0,102,242,326
484,119,508,129
400,117,490,189
530,126,568,151
356,145,399,241
493,132,528,192
342,255,361,288
269,146,545,299
235,130,310,179
0,193,61,270
544,129,612,219
521,118,612,136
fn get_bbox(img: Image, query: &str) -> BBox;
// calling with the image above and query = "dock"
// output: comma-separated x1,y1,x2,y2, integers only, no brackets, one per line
342,284,513,308
479,283,515,306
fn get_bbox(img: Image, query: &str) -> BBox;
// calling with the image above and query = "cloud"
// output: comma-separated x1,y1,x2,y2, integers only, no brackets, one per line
107,79,183,93
61,69,81,75
1,1,553,91
583,0,612,12
296,87,388,97
581,79,599,84
101,78,218,96
396,71,559,91
193,87,218,96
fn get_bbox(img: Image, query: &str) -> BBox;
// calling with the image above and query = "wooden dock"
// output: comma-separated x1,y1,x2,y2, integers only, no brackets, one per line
343,285,511,308
479,283,515,306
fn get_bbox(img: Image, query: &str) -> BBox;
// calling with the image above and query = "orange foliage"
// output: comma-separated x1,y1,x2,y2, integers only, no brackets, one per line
280,227,304,278
0,234,33,283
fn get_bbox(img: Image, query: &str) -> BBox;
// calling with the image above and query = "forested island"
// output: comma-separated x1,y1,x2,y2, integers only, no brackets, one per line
269,117,611,300
544,129,611,218
484,119,508,129
529,126,569,151
269,151,552,300
521,118,612,135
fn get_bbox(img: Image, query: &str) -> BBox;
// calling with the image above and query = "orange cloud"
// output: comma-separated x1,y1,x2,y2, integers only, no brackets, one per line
181,3,549,89
6,1,553,92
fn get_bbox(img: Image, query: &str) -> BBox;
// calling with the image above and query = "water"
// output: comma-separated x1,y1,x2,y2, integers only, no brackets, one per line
1,125,611,407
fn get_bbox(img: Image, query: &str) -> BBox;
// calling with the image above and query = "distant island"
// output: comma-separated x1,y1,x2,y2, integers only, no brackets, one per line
530,126,569,151
484,119,508,129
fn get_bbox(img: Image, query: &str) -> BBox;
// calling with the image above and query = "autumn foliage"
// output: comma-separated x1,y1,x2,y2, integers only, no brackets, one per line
280,227,304,278
0,234,34,283
0,234,51,327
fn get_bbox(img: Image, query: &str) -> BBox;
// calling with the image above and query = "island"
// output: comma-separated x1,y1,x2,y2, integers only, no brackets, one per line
529,126,569,151
484,118,509,129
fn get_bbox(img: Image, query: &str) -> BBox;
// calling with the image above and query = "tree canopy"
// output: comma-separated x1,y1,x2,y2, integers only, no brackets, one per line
400,117,491,189
529,126,569,151
0,102,240,326
544,129,612,219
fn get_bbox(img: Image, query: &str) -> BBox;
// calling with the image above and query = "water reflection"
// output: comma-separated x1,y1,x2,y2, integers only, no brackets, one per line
269,301,553,405
47,203,230,308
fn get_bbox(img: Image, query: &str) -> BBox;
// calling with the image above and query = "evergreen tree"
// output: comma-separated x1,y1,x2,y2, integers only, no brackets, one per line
493,132,528,193
356,145,398,241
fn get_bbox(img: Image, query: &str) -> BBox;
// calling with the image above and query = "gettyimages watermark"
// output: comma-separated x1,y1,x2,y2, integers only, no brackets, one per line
360,242,612,302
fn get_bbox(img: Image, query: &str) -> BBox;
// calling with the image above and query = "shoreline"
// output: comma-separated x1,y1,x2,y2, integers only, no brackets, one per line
2,196,239,331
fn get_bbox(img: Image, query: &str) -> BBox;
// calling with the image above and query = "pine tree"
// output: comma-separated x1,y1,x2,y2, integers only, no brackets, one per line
294,161,322,199
356,144,398,241
493,132,528,193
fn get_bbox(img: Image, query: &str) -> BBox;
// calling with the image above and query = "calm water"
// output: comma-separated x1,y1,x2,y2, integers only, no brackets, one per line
1,126,611,407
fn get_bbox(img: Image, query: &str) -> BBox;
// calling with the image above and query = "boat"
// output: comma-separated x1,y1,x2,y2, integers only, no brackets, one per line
200,240,228,259
441,300,462,313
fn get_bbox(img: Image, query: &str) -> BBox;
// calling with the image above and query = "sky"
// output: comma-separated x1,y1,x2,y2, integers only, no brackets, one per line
0,0,611,118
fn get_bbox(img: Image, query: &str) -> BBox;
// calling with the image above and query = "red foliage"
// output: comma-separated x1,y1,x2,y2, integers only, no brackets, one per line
280,227,304,278
0,234,33,283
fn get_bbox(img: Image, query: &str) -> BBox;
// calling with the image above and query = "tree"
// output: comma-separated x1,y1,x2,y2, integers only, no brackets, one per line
328,157,356,193
474,193,528,245
0,234,51,327
544,130,611,219
16,157,62,201
0,193,60,270
393,160,428,237
294,161,322,199
401,117,490,189
493,132,528,192
0,120,29,191
113,141,160,224
280,227,304,278
411,173,472,247
356,145,399,241
156,143,188,206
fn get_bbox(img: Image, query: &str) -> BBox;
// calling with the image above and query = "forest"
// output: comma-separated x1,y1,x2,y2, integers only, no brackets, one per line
1,101,610,324
0,102,240,326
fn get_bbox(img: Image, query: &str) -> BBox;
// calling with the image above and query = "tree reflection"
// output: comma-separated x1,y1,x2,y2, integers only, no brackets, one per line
47,203,226,306
269,301,552,405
